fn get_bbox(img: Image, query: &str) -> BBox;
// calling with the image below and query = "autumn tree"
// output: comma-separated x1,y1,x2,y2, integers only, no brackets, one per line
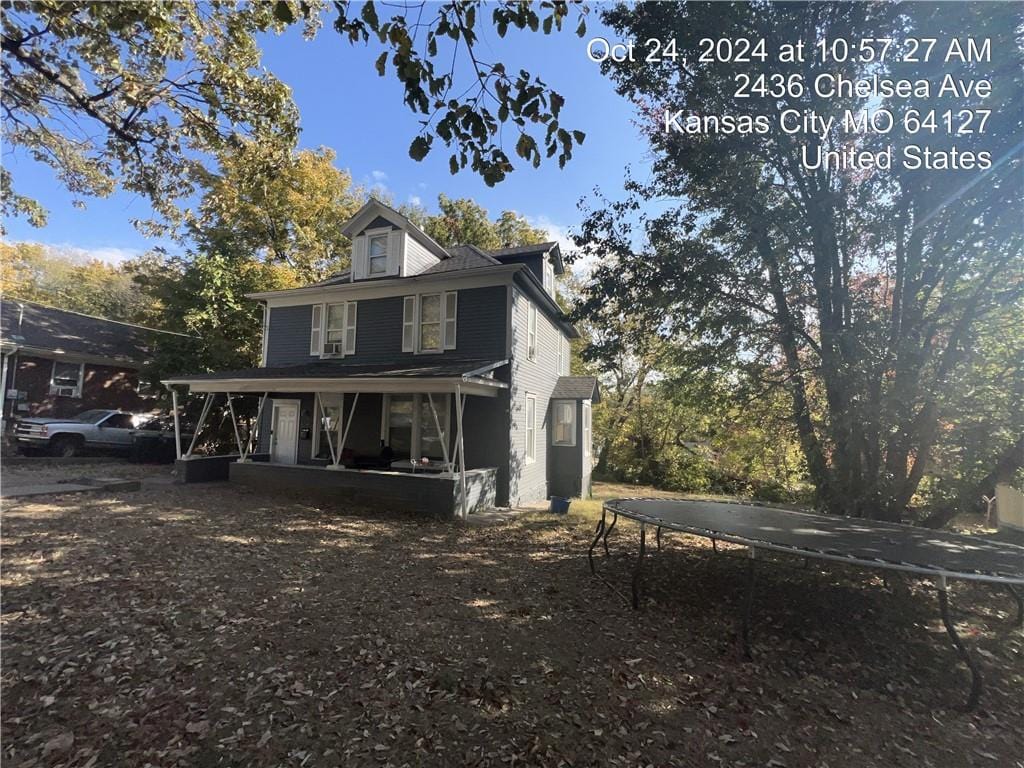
194,142,365,282
2,1,587,231
406,195,548,250
577,2,1022,520
0,241,150,322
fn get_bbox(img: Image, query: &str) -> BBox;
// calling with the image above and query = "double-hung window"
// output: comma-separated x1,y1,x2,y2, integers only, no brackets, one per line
419,293,442,352
552,400,576,446
312,301,357,357
402,292,457,353
527,303,538,361
50,361,84,397
368,233,388,275
526,395,537,462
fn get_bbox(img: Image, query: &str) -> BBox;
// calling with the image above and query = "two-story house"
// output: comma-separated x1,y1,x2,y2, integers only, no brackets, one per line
164,199,599,517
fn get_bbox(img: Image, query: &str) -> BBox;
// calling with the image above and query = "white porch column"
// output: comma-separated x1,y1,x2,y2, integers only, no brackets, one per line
334,392,360,468
242,392,269,461
315,392,339,466
426,392,451,472
184,392,214,458
455,384,468,520
170,386,182,460
225,392,246,459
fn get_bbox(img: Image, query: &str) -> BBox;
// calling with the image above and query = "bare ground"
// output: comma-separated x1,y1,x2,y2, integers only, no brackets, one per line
2,481,1021,767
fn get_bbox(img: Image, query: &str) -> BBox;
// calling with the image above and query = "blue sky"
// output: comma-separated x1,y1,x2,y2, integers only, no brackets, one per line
2,8,652,265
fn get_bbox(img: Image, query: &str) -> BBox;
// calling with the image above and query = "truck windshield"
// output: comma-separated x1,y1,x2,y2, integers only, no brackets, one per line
72,410,112,423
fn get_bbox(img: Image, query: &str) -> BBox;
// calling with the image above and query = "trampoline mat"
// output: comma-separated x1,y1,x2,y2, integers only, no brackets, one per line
604,499,1024,584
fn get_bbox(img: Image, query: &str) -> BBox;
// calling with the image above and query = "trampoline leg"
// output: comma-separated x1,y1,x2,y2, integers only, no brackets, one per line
656,525,662,551
631,523,647,610
739,548,757,660
1006,584,1023,628
588,509,606,575
937,578,983,711
602,512,618,556
711,539,718,554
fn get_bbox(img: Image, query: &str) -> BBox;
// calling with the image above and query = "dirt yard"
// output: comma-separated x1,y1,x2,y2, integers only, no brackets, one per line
2,482,1021,767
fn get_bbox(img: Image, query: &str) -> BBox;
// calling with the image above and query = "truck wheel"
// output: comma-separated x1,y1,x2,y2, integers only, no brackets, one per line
50,435,82,458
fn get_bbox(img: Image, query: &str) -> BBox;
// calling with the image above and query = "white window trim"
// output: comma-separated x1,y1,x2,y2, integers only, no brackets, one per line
527,303,538,362
310,304,323,356
49,361,84,398
418,292,444,354
525,394,537,463
403,291,457,354
261,304,270,366
583,400,592,458
551,399,576,447
367,229,390,276
320,300,357,358
380,393,451,461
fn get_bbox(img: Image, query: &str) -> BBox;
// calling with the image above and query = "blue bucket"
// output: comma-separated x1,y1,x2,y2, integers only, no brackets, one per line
549,496,571,514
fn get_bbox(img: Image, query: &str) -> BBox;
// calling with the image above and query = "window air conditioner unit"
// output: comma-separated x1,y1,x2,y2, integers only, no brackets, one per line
322,343,344,357
53,386,77,397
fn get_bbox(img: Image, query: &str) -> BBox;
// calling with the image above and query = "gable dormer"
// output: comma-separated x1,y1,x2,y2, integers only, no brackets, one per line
342,199,448,281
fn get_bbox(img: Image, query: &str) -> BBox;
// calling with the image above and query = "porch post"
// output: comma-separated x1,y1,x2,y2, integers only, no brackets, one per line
315,392,338,466
455,384,468,519
225,392,245,459
170,386,182,460
243,392,269,461
335,392,360,468
426,392,451,471
184,392,214,459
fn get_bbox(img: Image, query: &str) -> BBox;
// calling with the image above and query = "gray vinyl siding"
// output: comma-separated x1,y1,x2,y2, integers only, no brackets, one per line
508,288,567,506
405,235,440,275
548,399,588,498
264,285,507,367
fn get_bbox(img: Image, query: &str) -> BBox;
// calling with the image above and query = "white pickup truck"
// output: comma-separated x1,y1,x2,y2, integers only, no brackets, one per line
13,409,164,458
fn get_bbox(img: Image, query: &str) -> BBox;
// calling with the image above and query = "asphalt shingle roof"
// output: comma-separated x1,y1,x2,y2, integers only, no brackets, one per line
487,242,558,258
1,299,189,366
168,358,507,382
550,376,600,402
420,245,502,275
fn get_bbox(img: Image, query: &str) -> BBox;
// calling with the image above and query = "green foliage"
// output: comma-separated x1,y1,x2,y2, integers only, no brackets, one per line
577,2,1022,521
0,241,150,323
332,0,588,186
406,194,549,250
193,142,365,283
2,0,303,231
132,245,300,386
3,0,588,231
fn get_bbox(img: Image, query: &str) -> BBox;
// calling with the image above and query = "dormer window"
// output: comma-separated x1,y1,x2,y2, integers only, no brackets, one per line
543,258,554,296
368,233,388,275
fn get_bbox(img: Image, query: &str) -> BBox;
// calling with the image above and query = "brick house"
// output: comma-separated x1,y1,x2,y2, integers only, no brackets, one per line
0,299,188,428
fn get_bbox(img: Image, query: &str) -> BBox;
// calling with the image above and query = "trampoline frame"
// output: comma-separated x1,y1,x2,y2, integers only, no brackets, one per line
589,498,1024,711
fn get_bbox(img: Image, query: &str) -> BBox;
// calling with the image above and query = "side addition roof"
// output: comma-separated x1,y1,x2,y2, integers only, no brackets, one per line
550,376,601,403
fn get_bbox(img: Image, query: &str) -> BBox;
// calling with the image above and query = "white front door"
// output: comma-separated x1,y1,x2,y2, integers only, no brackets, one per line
271,400,299,464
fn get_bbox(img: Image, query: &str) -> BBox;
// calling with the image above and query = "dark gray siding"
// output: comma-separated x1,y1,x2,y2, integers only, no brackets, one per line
264,285,507,367
548,400,590,499
463,392,511,506
266,306,317,366
495,253,544,283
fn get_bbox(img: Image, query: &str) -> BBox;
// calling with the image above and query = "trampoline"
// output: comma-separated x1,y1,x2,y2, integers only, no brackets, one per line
589,498,1024,710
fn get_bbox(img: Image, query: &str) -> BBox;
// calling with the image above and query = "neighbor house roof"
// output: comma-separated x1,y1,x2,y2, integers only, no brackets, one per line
550,376,601,403
0,298,191,367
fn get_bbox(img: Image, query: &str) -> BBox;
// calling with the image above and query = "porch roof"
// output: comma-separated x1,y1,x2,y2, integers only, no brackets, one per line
162,358,509,397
